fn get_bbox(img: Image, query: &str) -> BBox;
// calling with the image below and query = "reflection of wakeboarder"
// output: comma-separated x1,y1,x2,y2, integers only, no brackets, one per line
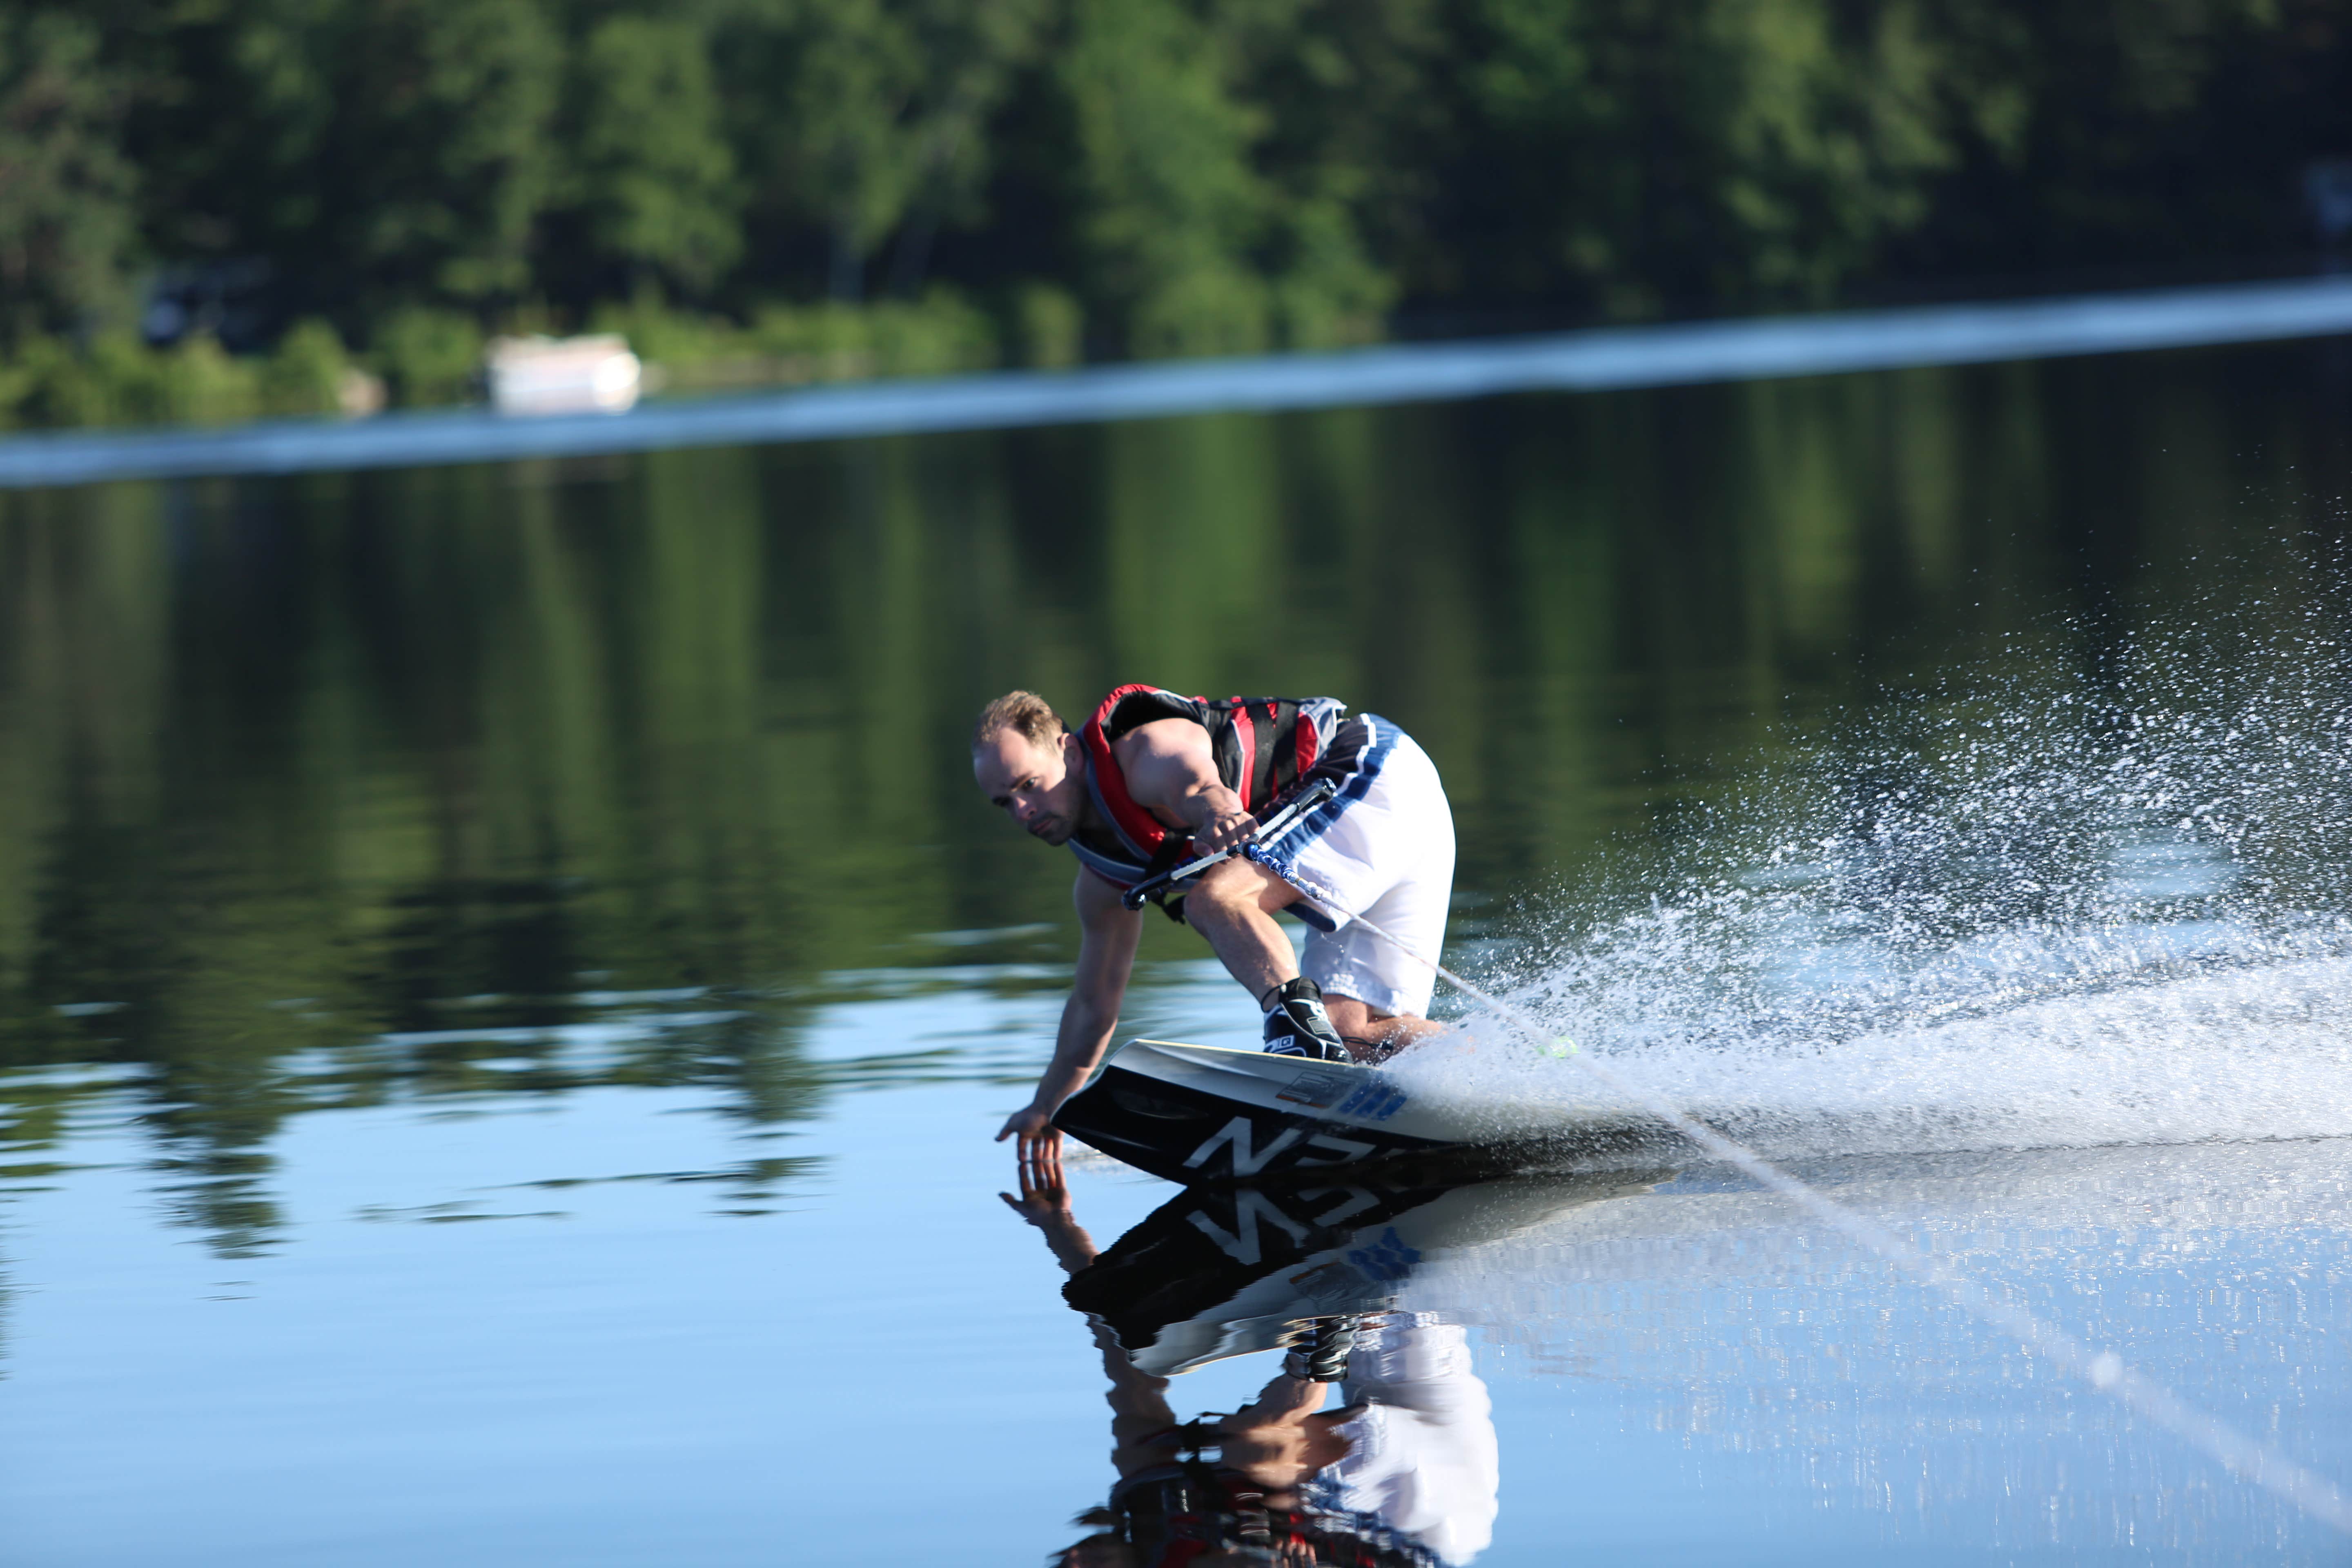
1004,1171,1500,1566
972,687,1457,1173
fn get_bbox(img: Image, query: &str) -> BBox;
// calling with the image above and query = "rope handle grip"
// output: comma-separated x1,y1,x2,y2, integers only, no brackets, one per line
1118,779,1337,911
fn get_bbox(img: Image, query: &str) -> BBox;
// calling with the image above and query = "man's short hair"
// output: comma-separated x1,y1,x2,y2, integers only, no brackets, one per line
973,690,1067,751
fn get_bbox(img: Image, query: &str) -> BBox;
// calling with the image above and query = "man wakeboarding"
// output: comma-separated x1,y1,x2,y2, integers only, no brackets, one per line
972,685,1457,1172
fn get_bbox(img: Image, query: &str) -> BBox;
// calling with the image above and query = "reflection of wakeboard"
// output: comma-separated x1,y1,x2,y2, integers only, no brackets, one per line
1067,1168,1662,1376
1052,1036,1638,1185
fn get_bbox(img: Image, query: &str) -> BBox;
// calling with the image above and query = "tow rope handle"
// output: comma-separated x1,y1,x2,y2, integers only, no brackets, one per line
1118,780,1337,912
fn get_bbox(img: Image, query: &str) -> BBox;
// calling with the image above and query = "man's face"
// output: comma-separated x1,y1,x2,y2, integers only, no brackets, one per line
974,729,1085,847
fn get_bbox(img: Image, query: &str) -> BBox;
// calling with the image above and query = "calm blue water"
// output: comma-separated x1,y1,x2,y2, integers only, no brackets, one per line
4,340,2352,1563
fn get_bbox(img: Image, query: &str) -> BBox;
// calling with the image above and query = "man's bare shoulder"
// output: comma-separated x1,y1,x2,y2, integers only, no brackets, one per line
1108,715,1207,758
1108,717,1212,803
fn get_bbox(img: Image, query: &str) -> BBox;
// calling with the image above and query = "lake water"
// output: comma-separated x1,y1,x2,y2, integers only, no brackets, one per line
4,341,2352,1565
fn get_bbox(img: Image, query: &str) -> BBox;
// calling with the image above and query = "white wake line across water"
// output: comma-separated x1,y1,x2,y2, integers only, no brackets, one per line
1266,852,2352,1536
5,274,2352,488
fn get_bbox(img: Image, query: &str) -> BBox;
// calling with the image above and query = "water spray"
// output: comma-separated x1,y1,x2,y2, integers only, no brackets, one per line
1258,848,2352,1536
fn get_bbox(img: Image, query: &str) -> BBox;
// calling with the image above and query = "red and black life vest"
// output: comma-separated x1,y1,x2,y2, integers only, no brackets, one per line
1067,684,1347,901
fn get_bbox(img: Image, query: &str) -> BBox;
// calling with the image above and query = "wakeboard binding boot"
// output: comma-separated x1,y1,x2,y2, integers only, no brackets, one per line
1281,1314,1363,1383
1261,976,1351,1062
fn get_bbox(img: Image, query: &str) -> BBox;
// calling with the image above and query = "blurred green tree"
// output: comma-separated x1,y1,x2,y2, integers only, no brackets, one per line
1440,0,1972,314
1223,0,1437,346
1890,0,2352,278
0,8,140,342
1059,0,1274,353
115,0,561,323
720,0,1047,303
552,10,741,300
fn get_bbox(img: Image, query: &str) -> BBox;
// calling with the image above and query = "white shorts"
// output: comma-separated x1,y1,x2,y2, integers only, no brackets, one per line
1250,717,1455,1018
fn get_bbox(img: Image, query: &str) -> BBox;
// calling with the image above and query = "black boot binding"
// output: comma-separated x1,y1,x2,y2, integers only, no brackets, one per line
1261,976,1351,1062
1281,1314,1362,1382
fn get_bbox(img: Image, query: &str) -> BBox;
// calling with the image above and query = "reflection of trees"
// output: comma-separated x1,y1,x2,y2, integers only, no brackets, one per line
1,346,2348,1251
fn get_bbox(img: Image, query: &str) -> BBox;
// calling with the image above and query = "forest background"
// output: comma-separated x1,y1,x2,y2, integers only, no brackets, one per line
3,0,2349,426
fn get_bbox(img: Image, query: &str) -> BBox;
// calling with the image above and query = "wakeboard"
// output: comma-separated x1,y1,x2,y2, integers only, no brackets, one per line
1051,1036,1643,1185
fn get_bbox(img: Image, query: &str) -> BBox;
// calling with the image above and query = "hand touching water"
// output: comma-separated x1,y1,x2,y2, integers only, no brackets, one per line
996,1103,1063,1182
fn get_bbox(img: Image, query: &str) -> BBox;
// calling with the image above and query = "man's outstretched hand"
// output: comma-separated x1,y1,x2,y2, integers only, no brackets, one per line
996,1103,1063,1182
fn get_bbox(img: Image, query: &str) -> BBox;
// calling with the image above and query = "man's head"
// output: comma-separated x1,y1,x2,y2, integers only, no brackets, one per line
973,691,1087,847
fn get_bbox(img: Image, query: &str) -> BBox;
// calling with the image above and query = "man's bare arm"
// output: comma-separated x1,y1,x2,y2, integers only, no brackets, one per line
1114,717,1259,853
995,869,1143,1167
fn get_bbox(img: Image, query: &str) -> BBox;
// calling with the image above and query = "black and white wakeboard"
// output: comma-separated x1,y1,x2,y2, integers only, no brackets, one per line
1051,1036,1643,1185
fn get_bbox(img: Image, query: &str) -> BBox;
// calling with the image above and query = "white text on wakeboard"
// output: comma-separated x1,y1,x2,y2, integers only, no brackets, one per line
1182,1116,1377,1177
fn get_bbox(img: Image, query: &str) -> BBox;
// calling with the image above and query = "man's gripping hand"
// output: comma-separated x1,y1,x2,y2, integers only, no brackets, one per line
1192,796,1261,855
996,1103,1063,1179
